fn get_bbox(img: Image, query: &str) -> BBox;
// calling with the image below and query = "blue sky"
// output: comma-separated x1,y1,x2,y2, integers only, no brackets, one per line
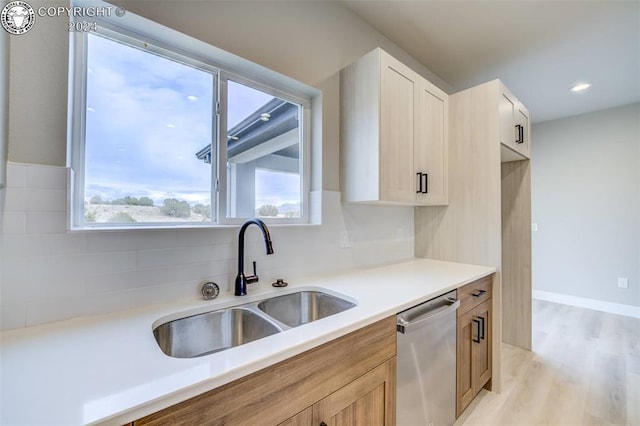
86,33,213,205
84,33,299,210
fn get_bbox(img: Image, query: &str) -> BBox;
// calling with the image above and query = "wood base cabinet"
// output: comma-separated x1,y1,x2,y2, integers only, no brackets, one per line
133,317,396,426
456,276,493,417
289,358,396,426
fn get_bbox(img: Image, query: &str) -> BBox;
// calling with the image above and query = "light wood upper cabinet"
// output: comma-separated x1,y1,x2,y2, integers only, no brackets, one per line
415,80,448,205
379,52,418,204
341,48,448,206
499,83,530,162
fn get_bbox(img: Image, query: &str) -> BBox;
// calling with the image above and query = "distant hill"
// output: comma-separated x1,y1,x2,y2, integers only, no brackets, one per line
278,203,300,213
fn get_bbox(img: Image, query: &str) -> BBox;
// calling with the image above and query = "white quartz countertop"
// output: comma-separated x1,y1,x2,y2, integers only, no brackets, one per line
0,258,494,425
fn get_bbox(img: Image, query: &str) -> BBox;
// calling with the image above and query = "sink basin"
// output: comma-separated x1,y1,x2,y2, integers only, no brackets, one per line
153,308,280,358
257,291,356,327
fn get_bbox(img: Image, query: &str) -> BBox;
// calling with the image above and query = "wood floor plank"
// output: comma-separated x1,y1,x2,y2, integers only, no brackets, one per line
456,299,640,426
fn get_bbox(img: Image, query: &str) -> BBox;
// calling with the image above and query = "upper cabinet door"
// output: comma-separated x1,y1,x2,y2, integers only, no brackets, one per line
379,52,418,204
340,48,449,206
415,79,448,206
499,83,530,161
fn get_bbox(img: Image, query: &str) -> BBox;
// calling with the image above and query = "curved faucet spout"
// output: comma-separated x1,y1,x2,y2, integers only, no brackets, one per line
235,218,274,296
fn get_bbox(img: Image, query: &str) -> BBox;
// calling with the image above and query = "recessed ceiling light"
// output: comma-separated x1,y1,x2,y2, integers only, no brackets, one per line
570,82,591,93
260,112,271,122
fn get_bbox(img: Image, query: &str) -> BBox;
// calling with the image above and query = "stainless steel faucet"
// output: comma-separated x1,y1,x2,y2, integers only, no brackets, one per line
235,218,274,296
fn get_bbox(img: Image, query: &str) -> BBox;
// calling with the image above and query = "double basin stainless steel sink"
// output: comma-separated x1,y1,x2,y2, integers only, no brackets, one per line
153,290,357,358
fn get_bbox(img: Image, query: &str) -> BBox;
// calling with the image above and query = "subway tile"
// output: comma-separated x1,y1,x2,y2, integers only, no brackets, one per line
211,242,235,260
27,258,86,302
4,187,67,212
26,165,67,190
3,233,87,257
6,163,27,188
86,270,149,295
133,280,204,306
1,256,28,283
86,259,230,295
83,252,137,274
27,255,85,279
136,246,216,269
2,212,26,234
0,257,40,303
26,297,85,327
78,288,141,317
26,211,68,234
176,228,235,246
87,230,178,253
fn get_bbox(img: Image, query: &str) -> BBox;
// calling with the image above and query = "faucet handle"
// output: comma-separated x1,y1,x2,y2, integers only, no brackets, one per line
246,261,259,284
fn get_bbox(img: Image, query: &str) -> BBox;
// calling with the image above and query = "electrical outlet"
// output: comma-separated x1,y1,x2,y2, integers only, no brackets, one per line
618,277,628,289
340,231,353,248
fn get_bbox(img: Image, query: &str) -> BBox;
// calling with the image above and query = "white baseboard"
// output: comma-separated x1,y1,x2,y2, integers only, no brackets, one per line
533,290,640,319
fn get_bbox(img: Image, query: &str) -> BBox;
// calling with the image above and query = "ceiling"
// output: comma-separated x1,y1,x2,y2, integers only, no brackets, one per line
341,1,640,123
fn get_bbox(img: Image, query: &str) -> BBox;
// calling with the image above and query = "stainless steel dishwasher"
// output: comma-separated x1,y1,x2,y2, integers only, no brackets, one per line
396,290,459,426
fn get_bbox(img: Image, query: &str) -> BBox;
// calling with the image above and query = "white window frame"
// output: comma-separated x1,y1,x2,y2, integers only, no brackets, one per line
67,8,315,229
218,72,311,225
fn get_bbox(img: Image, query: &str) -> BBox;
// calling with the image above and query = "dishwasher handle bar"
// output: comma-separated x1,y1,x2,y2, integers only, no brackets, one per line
397,298,460,334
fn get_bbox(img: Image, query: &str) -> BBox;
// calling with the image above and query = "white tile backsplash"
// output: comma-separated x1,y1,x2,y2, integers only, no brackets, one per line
2,212,26,234
5,163,27,187
87,230,179,253
3,233,88,257
136,245,218,269
4,188,67,212
26,163,67,189
0,162,415,330
26,211,67,234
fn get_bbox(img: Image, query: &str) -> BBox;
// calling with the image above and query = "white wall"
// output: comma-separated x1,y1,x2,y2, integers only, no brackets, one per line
0,1,450,330
531,103,640,308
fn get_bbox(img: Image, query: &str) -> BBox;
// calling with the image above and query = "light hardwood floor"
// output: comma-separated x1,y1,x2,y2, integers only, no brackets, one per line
456,299,640,425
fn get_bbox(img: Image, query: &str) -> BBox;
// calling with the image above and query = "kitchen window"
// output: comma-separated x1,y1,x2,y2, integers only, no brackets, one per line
68,22,311,229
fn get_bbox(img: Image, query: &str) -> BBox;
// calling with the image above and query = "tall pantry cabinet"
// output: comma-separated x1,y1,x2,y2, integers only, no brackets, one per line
415,79,533,394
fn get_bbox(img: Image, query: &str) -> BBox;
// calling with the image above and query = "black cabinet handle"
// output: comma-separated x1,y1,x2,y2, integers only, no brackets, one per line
472,319,481,343
320,422,328,426
471,289,486,298
416,172,428,194
515,124,524,144
479,316,485,340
